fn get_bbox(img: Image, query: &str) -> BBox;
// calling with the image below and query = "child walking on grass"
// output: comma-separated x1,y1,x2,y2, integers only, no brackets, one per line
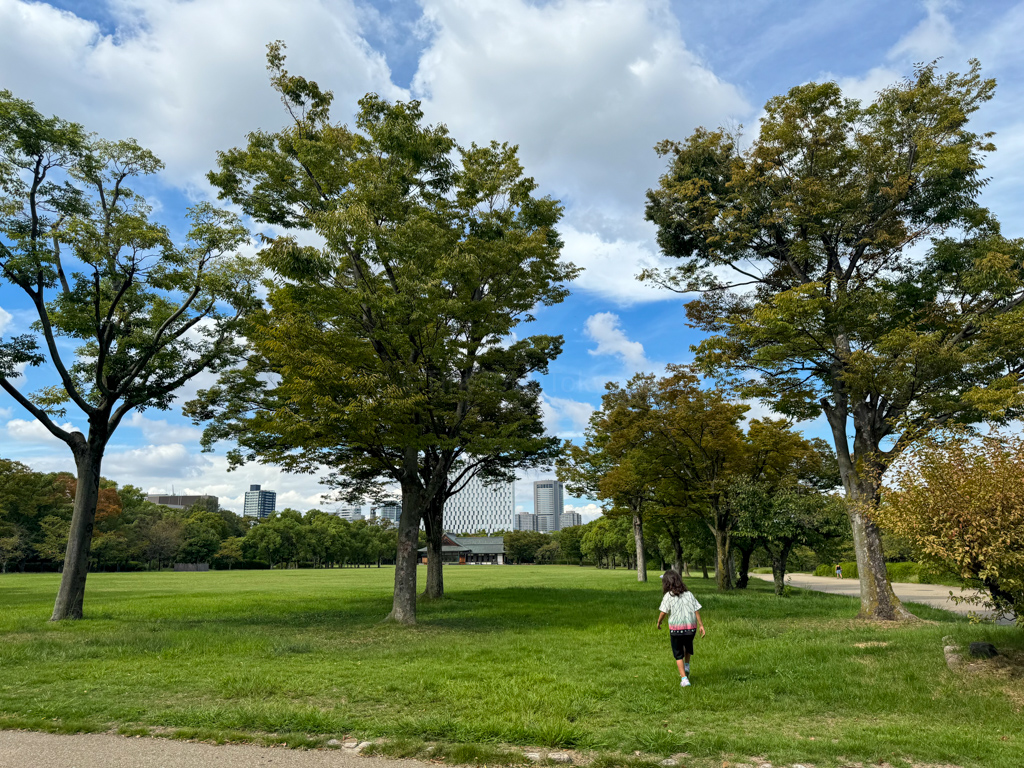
657,570,705,688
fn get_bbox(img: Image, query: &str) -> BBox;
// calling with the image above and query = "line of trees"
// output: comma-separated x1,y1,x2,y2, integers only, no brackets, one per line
0,458,400,573
557,368,846,594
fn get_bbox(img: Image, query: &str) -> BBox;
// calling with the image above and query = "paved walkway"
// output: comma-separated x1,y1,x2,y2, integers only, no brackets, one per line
0,731,418,768
749,571,1015,623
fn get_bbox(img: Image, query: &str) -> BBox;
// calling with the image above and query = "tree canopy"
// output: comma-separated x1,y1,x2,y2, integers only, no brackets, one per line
191,44,577,623
0,90,260,619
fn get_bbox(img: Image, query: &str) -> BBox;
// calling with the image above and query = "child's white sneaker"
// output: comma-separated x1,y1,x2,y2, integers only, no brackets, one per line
680,676,691,687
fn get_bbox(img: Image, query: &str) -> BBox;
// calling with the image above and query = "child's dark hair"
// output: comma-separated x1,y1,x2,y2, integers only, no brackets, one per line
661,569,688,596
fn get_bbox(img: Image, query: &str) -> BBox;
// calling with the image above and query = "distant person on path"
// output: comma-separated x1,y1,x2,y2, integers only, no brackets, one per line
656,570,705,688
835,564,843,579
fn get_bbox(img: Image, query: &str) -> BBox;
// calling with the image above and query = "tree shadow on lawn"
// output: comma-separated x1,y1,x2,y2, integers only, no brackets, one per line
5,574,969,641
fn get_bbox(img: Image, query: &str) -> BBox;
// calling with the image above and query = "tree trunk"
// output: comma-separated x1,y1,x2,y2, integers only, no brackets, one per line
701,561,708,579
735,542,754,589
848,501,915,620
825,403,914,621
632,510,647,582
771,542,793,596
51,442,103,621
669,530,683,574
388,484,423,624
712,527,732,592
423,496,444,599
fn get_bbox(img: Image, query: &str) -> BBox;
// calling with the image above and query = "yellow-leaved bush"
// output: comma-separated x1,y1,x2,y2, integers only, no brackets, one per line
875,432,1024,622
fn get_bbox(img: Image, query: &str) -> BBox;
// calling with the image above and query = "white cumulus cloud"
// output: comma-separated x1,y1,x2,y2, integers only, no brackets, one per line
540,393,596,438
5,418,80,445
125,411,203,446
0,0,405,188
584,312,651,370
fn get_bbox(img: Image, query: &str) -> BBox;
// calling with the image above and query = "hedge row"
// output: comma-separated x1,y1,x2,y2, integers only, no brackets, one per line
813,561,948,584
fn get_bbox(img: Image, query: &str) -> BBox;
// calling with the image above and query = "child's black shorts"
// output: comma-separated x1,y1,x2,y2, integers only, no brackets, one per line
670,629,696,660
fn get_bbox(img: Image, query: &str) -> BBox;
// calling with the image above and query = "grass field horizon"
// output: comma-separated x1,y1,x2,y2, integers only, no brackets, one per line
1,566,1021,768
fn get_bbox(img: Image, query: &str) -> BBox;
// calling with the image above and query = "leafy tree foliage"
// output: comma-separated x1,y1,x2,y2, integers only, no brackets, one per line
193,44,574,623
734,482,848,594
559,374,662,582
553,525,586,565
876,432,1024,621
644,61,1024,619
0,91,261,619
504,530,550,564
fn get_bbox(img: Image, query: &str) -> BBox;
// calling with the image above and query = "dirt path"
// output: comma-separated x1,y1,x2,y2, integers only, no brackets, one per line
749,571,1014,623
0,731,418,768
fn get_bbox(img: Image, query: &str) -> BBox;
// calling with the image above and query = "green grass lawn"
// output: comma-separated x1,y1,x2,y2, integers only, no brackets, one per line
0,566,1021,768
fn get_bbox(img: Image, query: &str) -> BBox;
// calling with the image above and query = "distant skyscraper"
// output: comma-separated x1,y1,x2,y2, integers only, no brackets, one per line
335,506,364,521
514,512,537,531
373,503,402,523
243,484,276,519
533,480,564,532
445,473,514,534
559,510,582,529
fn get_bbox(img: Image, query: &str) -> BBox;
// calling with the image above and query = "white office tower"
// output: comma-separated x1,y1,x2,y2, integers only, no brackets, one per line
373,503,402,523
559,510,583,528
533,480,564,532
243,484,276,519
445,472,515,534
335,506,364,521
514,512,537,531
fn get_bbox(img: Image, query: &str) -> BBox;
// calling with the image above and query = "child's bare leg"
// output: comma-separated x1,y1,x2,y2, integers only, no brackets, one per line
675,659,685,677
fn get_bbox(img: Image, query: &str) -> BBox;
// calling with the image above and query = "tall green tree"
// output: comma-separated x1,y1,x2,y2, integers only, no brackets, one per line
646,367,747,591
559,373,661,582
644,61,1024,619
0,92,260,619
191,44,575,623
734,481,848,594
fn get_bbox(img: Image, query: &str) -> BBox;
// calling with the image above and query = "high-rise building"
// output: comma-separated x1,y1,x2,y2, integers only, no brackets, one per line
373,503,402,523
335,506,365,521
559,510,582,528
243,484,276,519
514,512,537,531
445,473,514,534
533,480,564,532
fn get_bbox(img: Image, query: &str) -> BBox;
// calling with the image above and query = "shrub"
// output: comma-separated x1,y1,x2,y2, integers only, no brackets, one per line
877,431,1024,620
885,562,920,583
813,564,832,577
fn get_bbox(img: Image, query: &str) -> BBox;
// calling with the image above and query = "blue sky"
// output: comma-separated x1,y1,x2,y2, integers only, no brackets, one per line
3,0,1024,517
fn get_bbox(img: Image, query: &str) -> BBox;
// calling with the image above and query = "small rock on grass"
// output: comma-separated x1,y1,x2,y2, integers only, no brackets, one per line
548,752,572,764
524,753,542,762
969,641,998,658
356,741,373,752
659,760,677,766
327,739,341,746
342,738,360,748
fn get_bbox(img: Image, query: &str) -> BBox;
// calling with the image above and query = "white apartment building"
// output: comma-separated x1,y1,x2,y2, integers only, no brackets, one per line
334,505,365,521
243,485,276,519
